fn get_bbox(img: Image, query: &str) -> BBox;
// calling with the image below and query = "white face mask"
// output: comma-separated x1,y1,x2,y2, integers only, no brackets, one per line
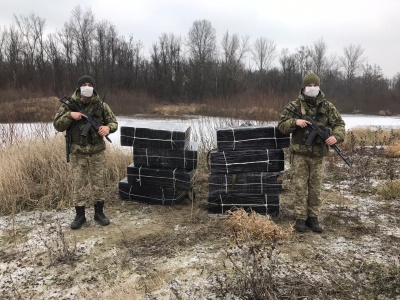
80,86,94,98
304,86,320,98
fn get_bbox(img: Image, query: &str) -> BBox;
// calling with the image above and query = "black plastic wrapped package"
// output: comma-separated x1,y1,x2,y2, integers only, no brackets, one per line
216,125,290,151
209,149,284,174
133,141,198,171
119,178,188,205
208,172,282,195
120,122,191,150
127,164,196,191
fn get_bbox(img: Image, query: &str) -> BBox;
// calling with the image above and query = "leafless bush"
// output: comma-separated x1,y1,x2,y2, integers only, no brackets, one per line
212,209,292,299
37,217,78,266
350,259,400,298
2,264,23,300
212,208,399,299
332,128,400,194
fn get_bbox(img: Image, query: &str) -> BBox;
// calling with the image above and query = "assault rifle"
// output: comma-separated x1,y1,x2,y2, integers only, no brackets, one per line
284,103,351,167
59,96,112,162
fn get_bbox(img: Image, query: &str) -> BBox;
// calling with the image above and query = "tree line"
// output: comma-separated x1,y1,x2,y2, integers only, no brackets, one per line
1,6,399,114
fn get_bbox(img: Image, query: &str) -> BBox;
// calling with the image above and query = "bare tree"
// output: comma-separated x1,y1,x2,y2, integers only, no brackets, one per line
186,19,216,64
0,8,398,115
112,34,144,90
3,26,23,87
220,31,250,96
0,27,6,86
44,33,64,92
164,33,184,91
129,38,145,89
391,72,400,95
68,5,96,74
323,54,340,76
307,38,340,86
13,13,46,86
252,37,276,72
340,44,367,81
294,45,311,77
186,19,217,99
94,20,118,87
308,38,327,75
362,64,388,93
279,48,298,92
57,24,75,86
150,32,184,100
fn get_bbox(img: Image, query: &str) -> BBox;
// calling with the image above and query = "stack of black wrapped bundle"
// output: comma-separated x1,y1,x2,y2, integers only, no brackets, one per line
119,122,198,205
208,125,290,215
216,125,290,151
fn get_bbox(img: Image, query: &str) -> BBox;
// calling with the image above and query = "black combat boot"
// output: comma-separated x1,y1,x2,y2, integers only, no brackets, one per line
70,206,86,229
294,219,308,232
306,217,323,233
94,201,110,226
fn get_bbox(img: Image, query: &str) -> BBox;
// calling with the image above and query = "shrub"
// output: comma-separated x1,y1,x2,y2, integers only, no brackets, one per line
213,209,292,299
376,179,400,200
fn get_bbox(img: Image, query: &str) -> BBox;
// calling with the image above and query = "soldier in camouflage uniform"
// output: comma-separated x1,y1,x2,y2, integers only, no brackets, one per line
278,73,345,233
54,75,118,229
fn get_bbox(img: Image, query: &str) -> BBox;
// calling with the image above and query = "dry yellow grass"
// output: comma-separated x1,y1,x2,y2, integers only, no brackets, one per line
0,135,69,214
344,127,400,146
377,179,400,200
152,103,206,115
78,277,141,300
1,97,60,122
224,208,292,244
385,142,400,157
143,92,285,121
0,134,131,215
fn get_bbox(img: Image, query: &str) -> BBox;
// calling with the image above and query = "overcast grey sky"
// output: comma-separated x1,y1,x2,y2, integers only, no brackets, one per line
1,0,399,78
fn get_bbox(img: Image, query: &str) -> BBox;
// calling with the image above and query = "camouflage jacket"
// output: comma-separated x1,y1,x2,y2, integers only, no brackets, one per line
53,89,118,155
278,91,345,157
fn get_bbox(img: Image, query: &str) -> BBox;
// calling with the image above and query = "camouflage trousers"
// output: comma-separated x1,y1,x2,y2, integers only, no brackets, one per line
70,151,106,207
290,154,325,220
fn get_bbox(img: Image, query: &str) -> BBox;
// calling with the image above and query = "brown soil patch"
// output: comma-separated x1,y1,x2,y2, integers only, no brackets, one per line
1,182,399,299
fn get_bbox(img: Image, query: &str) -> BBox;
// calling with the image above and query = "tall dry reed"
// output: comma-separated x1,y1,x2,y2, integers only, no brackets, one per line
0,134,131,215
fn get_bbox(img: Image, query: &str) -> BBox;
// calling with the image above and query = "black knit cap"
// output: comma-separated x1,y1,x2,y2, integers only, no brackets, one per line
77,75,95,87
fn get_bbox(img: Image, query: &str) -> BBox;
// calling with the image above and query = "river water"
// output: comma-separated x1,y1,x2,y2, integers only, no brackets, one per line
1,114,400,147
111,114,400,146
